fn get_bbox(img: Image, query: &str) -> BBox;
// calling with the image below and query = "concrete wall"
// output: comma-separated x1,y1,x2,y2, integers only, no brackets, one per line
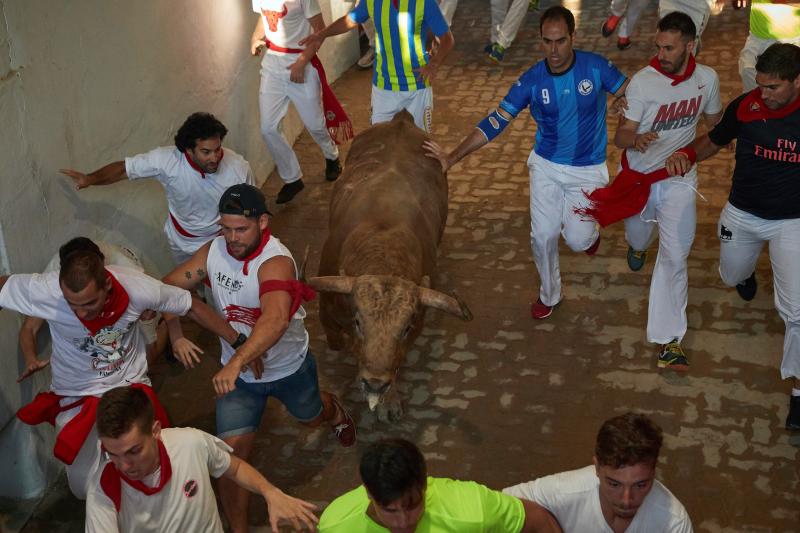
0,0,358,499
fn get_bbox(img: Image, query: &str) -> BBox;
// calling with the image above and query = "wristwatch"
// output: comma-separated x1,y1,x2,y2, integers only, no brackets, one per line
230,333,248,349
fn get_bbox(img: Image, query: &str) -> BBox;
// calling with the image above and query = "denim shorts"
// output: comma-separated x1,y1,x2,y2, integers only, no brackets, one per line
216,351,323,439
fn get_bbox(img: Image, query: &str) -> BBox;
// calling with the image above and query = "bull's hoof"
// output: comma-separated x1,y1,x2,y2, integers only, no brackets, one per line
377,399,404,423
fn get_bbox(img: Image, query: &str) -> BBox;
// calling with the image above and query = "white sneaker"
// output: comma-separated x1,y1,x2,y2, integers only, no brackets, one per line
357,48,375,69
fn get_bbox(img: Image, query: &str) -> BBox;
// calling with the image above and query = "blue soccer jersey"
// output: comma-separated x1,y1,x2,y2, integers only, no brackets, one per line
349,0,449,92
499,50,626,167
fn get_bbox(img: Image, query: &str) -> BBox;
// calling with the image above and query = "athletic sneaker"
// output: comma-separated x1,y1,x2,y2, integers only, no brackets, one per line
276,179,304,204
601,15,621,37
330,395,357,447
483,42,493,54
325,158,342,182
657,339,689,372
585,235,601,256
787,395,800,430
531,298,556,320
736,272,757,301
627,246,647,271
488,43,506,63
528,0,540,11
357,47,375,69
617,37,632,50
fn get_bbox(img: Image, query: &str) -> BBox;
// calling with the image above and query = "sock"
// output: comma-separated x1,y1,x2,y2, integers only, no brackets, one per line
791,388,800,397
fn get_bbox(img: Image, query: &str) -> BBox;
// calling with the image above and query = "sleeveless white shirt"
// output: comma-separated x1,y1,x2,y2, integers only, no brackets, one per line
206,235,308,383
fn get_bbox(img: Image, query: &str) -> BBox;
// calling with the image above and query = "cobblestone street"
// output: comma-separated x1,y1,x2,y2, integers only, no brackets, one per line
21,1,799,532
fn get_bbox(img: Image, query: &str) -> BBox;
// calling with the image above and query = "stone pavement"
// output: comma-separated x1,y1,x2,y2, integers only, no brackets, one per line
19,1,799,532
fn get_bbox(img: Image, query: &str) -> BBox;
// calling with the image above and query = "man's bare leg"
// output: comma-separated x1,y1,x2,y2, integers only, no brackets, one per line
220,432,257,533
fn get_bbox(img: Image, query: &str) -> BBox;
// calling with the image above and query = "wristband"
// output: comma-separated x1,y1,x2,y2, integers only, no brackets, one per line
476,109,510,142
230,333,248,349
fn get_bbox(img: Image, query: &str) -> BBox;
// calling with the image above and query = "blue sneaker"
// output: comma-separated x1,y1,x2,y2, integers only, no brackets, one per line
626,246,647,271
488,43,506,63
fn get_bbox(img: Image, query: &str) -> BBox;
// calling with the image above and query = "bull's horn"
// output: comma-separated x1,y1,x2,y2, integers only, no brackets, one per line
297,245,310,282
418,287,473,321
307,276,356,295
366,393,381,411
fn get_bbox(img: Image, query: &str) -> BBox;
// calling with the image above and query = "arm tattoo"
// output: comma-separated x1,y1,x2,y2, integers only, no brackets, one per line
196,269,205,278
184,271,192,280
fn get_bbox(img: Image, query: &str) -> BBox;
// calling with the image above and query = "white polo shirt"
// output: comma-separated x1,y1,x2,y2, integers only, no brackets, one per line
0,266,192,396
85,427,232,533
504,465,693,533
125,146,255,258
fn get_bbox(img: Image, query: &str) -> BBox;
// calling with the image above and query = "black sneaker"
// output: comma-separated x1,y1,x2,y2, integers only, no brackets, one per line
325,158,342,182
736,272,757,301
657,339,689,372
276,179,304,204
787,395,800,430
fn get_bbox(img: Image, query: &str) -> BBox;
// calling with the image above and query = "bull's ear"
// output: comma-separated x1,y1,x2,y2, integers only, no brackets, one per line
418,287,473,321
421,275,431,288
308,276,356,295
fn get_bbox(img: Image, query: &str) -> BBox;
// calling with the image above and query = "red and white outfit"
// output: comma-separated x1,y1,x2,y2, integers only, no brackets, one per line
85,427,232,533
0,266,192,498
206,233,310,382
125,146,255,264
253,0,340,186
609,0,714,46
622,58,721,345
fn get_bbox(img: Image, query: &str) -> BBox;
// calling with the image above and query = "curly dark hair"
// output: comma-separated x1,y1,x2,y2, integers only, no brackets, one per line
174,112,228,152
595,413,663,469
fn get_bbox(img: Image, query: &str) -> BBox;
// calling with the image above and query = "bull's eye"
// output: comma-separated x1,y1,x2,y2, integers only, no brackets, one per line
401,323,413,339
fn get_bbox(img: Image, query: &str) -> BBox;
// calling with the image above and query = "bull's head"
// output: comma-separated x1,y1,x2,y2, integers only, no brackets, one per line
308,274,472,411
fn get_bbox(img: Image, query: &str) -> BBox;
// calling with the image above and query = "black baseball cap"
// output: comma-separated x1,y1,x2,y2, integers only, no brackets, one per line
219,184,272,217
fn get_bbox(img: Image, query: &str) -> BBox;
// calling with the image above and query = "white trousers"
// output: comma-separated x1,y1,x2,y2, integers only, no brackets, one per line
371,86,433,132
718,203,800,379
490,0,529,49
739,33,800,92
624,174,697,344
529,152,607,307
259,53,338,184
56,400,103,500
608,0,649,39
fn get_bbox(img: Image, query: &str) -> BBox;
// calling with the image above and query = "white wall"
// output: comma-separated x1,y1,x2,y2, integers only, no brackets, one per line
0,0,358,499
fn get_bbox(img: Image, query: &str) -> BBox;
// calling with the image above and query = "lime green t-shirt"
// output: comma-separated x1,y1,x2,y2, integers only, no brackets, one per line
749,0,800,40
319,477,525,533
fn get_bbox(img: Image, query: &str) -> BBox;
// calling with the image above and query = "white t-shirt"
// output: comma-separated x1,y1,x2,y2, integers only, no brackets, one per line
125,146,255,256
206,235,308,383
623,63,721,178
0,266,192,396
253,0,321,52
504,465,693,533
85,427,232,533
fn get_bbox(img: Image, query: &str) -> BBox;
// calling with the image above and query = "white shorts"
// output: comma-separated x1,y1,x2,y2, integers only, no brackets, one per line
371,85,433,133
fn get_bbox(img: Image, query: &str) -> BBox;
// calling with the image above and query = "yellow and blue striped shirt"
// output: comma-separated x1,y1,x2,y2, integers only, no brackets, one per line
349,0,449,92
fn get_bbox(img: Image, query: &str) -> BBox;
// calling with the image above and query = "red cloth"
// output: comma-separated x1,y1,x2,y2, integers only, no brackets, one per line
266,41,354,144
227,229,271,275
16,384,169,465
574,149,696,228
100,439,173,513
78,270,130,336
648,54,696,86
169,212,200,238
259,279,316,316
183,148,224,179
737,89,800,122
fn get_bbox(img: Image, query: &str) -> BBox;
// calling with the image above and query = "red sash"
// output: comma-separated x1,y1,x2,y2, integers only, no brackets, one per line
16,384,169,465
266,40,354,144
169,212,201,239
259,279,316,316
575,148,696,228
78,270,130,336
100,439,172,512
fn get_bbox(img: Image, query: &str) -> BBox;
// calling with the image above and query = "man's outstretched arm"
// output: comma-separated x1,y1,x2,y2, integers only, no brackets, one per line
61,161,127,190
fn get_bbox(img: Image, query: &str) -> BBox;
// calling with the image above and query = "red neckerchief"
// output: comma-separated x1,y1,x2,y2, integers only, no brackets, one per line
100,439,172,512
227,229,271,275
649,54,696,86
78,270,130,336
183,148,225,179
736,89,800,122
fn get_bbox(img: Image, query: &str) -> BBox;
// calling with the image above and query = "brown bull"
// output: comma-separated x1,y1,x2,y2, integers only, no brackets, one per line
308,111,471,421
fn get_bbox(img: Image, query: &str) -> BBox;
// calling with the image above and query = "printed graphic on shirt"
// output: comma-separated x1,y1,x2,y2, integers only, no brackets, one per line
652,96,703,132
183,480,199,498
76,323,135,377
262,4,288,31
216,272,244,293
756,138,799,163
225,305,261,327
